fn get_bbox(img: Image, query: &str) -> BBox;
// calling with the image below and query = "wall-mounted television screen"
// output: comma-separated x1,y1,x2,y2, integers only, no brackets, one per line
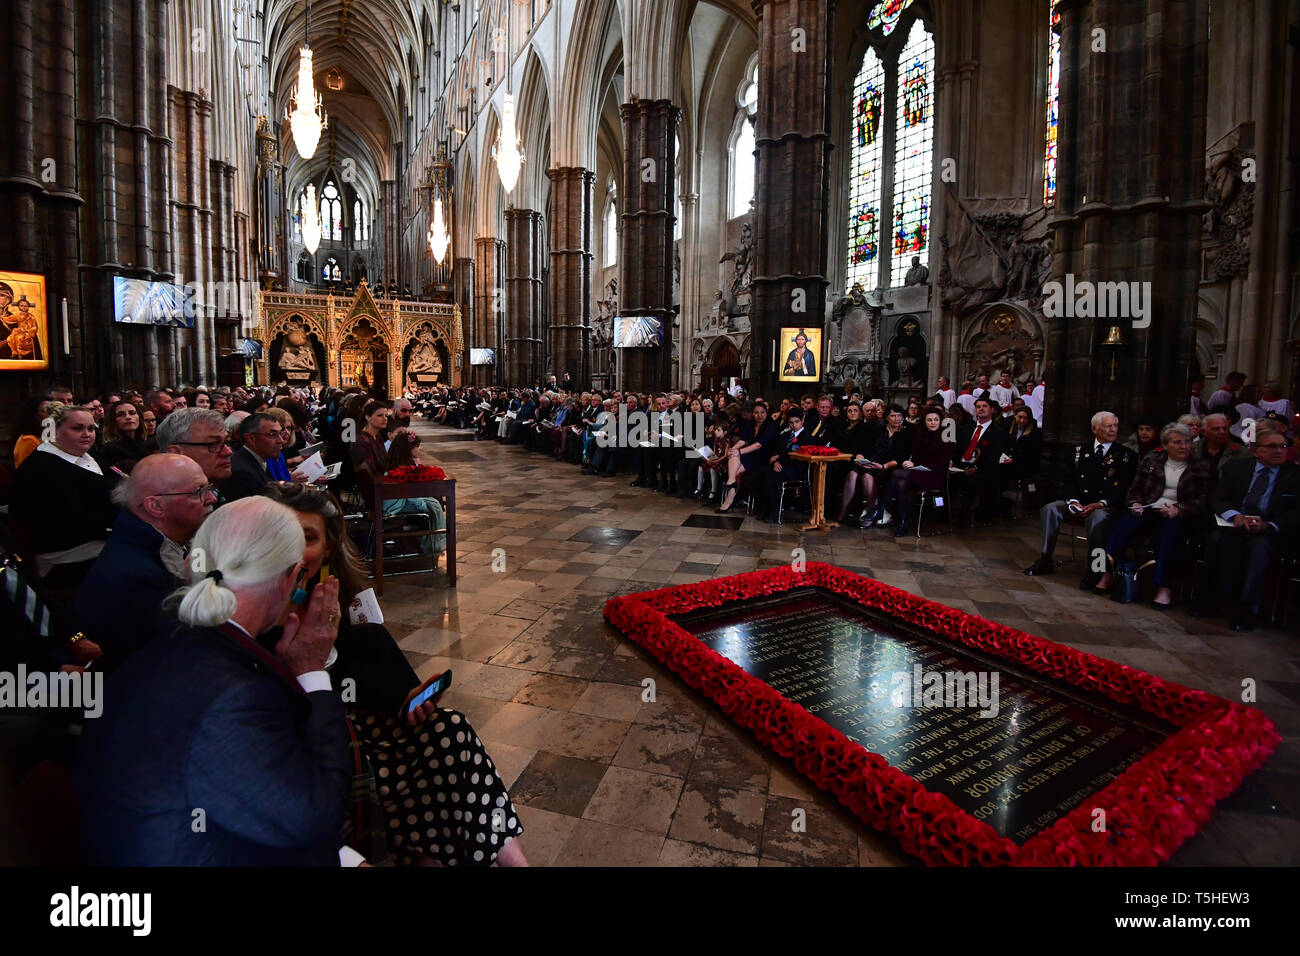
613,315,664,348
112,276,194,328
470,348,496,366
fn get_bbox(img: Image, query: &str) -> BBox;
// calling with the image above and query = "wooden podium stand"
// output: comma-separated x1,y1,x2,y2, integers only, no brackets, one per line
788,451,852,532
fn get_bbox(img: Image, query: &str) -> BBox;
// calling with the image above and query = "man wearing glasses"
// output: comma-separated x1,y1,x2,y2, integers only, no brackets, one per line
216,413,284,503
75,454,218,668
1192,424,1299,631
157,409,235,496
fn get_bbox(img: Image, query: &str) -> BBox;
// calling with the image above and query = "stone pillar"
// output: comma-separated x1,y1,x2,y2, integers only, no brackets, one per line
749,0,835,398
454,255,475,380
548,167,595,389
504,208,542,385
1044,0,1209,450
474,237,505,384
381,179,398,287
619,98,679,393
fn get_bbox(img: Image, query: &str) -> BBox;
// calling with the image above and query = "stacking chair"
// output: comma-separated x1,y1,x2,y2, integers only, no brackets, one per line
913,474,955,537
357,470,457,593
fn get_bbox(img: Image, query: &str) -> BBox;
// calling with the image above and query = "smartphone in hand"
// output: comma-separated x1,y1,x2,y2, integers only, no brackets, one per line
402,670,452,718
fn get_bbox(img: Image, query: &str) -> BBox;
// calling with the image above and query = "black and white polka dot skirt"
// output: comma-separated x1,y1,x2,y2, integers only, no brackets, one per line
355,707,524,866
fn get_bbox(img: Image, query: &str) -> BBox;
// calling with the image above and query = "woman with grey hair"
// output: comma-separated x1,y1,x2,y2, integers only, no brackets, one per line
1177,413,1201,440
1093,422,1213,608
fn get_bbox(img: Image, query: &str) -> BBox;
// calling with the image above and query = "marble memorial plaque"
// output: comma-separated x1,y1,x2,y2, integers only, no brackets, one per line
672,588,1172,843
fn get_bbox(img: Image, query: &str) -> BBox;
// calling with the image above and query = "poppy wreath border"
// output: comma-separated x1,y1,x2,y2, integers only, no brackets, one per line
602,562,1279,866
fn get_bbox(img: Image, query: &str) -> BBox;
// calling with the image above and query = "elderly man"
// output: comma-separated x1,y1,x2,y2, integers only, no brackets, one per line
1024,410,1138,587
1193,412,1250,475
75,454,217,667
157,408,235,489
1192,424,1299,631
387,398,414,437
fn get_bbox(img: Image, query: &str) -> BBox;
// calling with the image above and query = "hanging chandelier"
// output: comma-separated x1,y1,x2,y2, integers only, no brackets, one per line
286,3,327,159
493,93,524,193
429,196,451,264
301,184,321,254
492,8,524,193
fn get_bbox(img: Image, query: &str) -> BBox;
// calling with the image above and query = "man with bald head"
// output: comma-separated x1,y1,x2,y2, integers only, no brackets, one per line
74,454,218,668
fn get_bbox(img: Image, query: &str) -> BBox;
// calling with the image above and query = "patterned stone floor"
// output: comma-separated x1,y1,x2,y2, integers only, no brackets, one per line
375,419,1300,866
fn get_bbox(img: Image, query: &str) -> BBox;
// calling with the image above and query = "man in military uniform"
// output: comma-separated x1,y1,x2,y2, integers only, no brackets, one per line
1023,410,1138,588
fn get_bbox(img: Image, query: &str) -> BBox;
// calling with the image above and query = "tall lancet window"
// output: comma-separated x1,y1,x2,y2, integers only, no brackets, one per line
1043,0,1061,205
353,199,370,242
320,180,343,242
846,4,934,290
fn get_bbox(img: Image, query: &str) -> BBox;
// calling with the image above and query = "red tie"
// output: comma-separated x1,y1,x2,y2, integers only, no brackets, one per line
963,423,984,462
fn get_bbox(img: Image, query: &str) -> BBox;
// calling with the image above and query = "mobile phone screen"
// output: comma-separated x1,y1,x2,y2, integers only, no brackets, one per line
406,671,452,714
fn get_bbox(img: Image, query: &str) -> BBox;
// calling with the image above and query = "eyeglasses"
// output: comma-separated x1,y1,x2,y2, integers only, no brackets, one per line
175,439,232,454
1257,442,1286,450
152,483,218,501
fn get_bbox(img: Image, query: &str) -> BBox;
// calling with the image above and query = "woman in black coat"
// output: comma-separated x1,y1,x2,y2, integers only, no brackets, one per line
840,404,910,527
94,400,154,472
1000,407,1043,494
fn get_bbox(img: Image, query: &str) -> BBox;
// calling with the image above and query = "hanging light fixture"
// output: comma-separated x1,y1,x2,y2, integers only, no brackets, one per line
286,1,327,159
301,184,321,254
429,196,451,264
492,10,524,193
426,144,453,264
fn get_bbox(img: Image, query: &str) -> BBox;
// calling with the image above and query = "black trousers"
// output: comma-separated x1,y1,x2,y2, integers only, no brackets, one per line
1200,526,1281,611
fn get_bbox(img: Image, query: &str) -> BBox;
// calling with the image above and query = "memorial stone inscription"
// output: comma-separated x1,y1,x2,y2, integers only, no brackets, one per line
673,589,1171,842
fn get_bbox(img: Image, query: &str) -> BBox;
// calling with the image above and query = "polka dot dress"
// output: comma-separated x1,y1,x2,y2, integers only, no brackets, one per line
356,707,524,866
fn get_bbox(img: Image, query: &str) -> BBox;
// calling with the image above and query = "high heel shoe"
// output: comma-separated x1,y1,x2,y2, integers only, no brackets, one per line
716,483,740,513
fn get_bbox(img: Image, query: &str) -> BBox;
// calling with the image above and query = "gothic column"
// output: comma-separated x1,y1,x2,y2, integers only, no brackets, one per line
454,255,474,380
548,167,595,388
749,0,835,397
505,208,542,385
474,237,505,384
1044,0,1209,449
381,179,398,287
619,98,679,393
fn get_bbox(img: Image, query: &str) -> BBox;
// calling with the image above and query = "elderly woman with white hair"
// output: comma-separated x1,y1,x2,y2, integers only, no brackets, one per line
77,496,356,866
1093,422,1214,609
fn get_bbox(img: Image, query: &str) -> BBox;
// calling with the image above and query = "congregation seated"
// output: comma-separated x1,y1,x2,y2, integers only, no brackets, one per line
219,413,287,502
759,410,811,523
1093,423,1213,609
76,497,355,866
9,405,117,590
718,401,778,513
1192,423,1299,631
74,454,216,668
841,404,910,528
1024,410,1139,588
949,397,1009,525
1192,412,1250,475
877,408,956,536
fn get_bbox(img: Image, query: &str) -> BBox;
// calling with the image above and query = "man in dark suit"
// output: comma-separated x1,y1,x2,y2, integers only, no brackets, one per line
761,410,810,522
218,413,281,502
1192,424,1299,631
76,501,352,865
75,455,215,668
806,395,840,445
1025,410,1138,587
950,396,1010,525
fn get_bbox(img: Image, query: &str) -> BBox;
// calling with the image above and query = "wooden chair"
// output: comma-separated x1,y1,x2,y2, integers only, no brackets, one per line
362,472,457,593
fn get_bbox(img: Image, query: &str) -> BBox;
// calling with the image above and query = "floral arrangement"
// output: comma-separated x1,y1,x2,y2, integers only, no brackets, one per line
603,563,1278,866
793,445,842,457
383,464,447,483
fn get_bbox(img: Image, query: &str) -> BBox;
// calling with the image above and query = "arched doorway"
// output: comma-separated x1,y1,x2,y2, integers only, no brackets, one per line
701,339,742,392
339,317,389,396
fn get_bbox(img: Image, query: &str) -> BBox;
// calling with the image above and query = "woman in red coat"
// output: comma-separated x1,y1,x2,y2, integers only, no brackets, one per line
877,409,955,536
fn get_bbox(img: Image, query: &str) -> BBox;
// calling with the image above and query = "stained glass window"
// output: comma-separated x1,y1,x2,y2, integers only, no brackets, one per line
320,181,342,242
890,19,934,285
846,48,885,290
353,199,369,242
1043,0,1061,205
847,12,934,290
868,0,917,37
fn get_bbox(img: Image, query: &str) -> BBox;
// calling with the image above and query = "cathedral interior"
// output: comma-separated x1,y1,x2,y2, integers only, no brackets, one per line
1,0,1299,877
0,0,1295,442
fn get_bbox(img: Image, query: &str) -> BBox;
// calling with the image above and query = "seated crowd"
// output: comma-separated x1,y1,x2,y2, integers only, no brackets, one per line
2,381,525,867
409,371,1298,633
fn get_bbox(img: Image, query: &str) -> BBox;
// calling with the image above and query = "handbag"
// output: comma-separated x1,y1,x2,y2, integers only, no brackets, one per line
1110,556,1155,605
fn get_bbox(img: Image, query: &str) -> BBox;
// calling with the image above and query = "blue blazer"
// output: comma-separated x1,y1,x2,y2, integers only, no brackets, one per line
74,510,182,669
77,619,352,866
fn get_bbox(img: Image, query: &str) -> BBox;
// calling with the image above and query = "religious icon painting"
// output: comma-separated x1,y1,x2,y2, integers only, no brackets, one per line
778,327,823,382
0,270,50,371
